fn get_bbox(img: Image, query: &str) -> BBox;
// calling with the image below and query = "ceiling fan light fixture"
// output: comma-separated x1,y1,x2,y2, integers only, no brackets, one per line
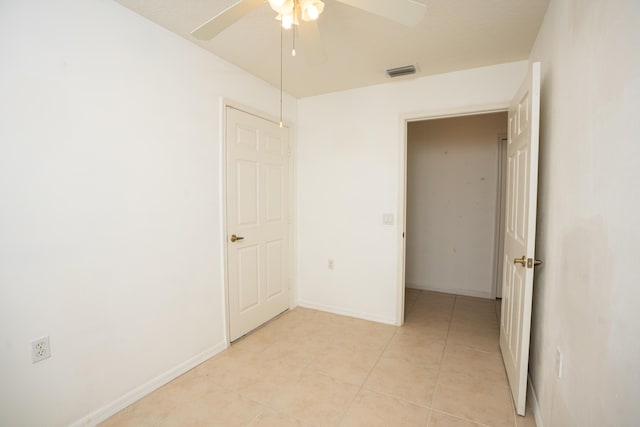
268,0,286,9
269,0,294,15
281,13,294,29
301,0,324,21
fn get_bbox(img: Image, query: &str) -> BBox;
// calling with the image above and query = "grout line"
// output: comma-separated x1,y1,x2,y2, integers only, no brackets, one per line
425,290,457,426
430,408,493,427
431,294,457,395
334,316,402,424
428,295,502,427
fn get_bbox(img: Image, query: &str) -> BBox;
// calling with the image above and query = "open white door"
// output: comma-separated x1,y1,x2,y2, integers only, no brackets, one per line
226,107,290,342
500,62,541,415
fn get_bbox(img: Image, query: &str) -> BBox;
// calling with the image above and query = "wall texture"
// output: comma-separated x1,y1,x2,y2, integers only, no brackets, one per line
406,113,507,298
0,1,295,426
297,62,527,324
528,0,640,425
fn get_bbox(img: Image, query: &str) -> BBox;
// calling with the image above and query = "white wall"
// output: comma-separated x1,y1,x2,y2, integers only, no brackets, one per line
0,1,295,426
527,0,640,425
406,113,507,298
297,62,526,324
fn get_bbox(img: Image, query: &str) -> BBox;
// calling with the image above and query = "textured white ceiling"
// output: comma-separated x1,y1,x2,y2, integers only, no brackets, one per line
114,0,549,98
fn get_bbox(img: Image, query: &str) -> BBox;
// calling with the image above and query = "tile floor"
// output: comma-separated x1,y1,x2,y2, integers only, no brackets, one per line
101,289,537,427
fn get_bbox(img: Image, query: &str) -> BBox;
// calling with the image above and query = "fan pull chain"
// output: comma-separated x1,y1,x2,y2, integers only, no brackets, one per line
279,24,283,128
292,26,296,56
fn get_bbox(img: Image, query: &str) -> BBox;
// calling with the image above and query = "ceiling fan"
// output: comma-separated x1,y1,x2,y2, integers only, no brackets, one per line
191,0,427,63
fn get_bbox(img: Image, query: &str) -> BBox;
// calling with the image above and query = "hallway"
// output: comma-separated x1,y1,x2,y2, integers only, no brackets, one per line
102,290,536,426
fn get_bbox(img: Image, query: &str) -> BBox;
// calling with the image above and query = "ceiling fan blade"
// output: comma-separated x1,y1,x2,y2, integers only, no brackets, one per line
336,0,426,27
298,20,327,65
191,0,264,40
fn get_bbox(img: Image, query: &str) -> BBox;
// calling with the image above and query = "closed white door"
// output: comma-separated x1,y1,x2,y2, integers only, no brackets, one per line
499,62,541,415
226,107,290,342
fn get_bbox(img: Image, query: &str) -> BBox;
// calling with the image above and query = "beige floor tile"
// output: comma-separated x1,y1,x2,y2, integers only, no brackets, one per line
405,299,418,315
161,385,263,426
340,389,430,427
103,381,264,427
246,408,312,427
189,347,267,391
274,330,332,354
383,333,446,369
406,288,422,300
406,309,453,326
332,327,395,353
516,413,538,427
102,293,520,427
414,294,455,306
307,343,381,385
260,339,318,369
99,407,162,427
450,313,499,330
270,371,360,426
104,368,221,426
455,295,497,305
364,355,439,407
396,322,450,342
427,411,485,427
231,328,281,353
267,308,320,333
432,371,515,427
415,294,456,310
446,325,500,354
234,361,304,405
440,345,508,385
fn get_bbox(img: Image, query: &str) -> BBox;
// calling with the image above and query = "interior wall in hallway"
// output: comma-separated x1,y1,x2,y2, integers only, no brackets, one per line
405,112,507,298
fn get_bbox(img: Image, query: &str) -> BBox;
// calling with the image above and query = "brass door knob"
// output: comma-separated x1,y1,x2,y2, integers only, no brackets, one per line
230,234,244,242
513,256,526,267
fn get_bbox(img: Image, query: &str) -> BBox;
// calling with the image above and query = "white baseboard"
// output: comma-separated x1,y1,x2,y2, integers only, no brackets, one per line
70,341,228,427
528,374,544,427
405,282,493,299
298,300,396,325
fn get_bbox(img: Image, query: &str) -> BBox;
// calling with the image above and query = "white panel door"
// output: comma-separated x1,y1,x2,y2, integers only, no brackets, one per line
500,62,541,415
226,107,289,342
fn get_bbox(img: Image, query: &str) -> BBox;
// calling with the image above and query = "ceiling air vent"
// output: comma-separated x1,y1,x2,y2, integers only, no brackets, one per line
386,64,416,78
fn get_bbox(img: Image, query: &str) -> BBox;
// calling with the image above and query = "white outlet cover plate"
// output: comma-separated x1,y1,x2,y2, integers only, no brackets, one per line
31,336,51,363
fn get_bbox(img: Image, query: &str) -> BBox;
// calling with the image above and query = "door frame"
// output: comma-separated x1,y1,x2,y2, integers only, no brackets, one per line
493,135,508,299
220,98,297,345
396,104,509,325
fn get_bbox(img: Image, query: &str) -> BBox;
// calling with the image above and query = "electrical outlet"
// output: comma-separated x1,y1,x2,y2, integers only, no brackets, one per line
328,259,334,270
556,346,563,379
31,336,51,363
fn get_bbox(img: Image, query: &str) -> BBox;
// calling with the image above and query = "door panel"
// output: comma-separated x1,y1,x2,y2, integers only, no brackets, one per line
237,245,260,311
226,107,290,341
265,164,283,222
266,240,284,298
236,160,259,226
499,62,541,416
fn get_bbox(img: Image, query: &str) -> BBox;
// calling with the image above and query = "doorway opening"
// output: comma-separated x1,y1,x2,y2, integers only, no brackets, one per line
400,110,508,322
